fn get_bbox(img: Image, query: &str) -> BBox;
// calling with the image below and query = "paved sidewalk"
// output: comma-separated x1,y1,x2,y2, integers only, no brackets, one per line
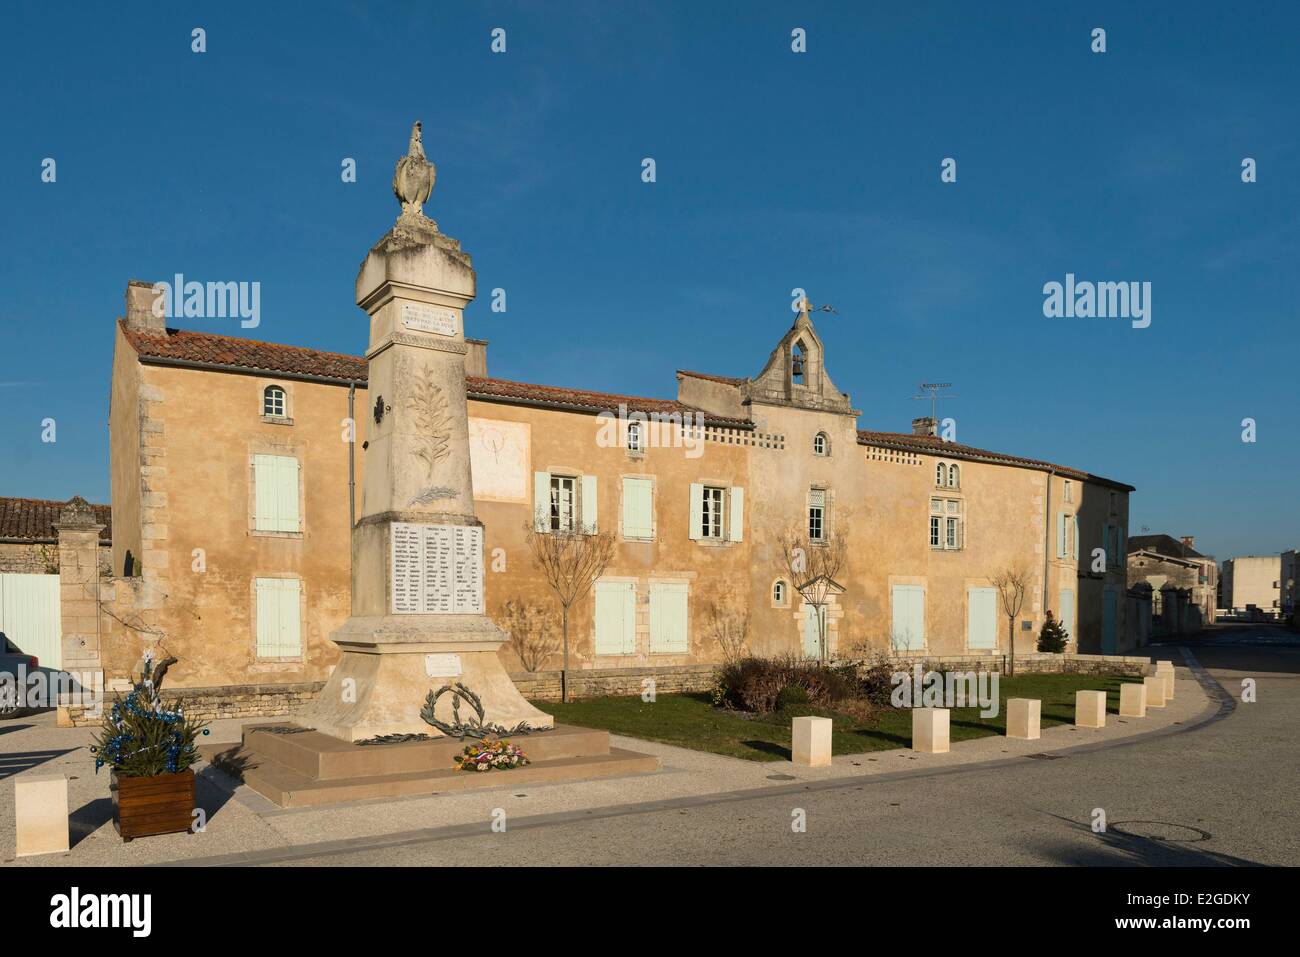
2,665,1212,867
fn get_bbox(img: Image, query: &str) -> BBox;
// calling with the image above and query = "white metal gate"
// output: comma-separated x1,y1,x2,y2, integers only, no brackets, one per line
0,574,61,669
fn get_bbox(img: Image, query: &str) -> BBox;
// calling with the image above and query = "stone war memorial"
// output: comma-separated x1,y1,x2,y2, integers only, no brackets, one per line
204,124,657,806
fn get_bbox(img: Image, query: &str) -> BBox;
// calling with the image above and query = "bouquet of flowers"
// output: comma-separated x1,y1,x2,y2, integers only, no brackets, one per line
91,683,209,777
453,739,530,772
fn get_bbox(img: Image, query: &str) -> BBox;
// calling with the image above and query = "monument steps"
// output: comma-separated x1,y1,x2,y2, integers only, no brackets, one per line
201,723,660,809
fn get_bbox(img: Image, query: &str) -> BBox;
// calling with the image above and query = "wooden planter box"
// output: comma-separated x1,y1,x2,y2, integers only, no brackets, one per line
111,768,196,842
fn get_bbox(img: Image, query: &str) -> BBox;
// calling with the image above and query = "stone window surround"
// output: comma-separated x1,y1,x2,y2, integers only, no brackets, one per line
808,484,832,542
248,572,307,669
771,578,789,608
694,475,739,547
539,463,586,534
259,378,294,425
247,442,305,539
929,491,965,551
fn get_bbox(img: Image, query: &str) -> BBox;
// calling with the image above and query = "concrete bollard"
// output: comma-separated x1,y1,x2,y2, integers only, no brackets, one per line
1119,683,1147,717
16,774,70,857
911,708,950,753
1075,690,1106,728
1154,661,1175,700
1006,698,1041,740
1144,675,1167,708
791,715,833,767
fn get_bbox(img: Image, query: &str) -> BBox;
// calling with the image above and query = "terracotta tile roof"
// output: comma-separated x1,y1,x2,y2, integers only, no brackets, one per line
856,430,1135,492
677,369,748,385
1129,534,1209,560
0,497,111,543
121,323,751,428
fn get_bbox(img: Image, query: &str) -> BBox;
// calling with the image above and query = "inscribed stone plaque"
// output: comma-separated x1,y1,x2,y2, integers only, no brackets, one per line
401,303,458,337
390,522,484,615
424,654,464,678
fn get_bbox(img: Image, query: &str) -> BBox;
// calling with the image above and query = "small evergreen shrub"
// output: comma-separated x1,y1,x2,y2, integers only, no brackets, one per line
1038,615,1070,653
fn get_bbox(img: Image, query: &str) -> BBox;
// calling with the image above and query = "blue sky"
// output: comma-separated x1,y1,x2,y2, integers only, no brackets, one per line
2,1,1296,561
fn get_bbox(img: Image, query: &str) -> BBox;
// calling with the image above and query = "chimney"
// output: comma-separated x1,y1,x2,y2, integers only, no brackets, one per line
911,416,937,437
124,280,166,335
1181,536,1196,551
465,337,489,377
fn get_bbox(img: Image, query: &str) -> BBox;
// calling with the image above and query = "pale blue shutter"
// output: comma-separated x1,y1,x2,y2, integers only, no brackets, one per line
891,585,925,651
533,471,550,531
728,486,744,542
967,586,998,649
1056,512,1067,558
256,578,300,657
688,483,703,540
802,603,821,657
649,582,689,653
581,474,598,532
276,457,300,532
253,455,275,530
1059,589,1075,643
594,581,636,655
1072,515,1080,560
622,478,653,538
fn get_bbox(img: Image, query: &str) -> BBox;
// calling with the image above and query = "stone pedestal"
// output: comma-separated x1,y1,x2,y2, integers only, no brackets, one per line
296,145,550,743
911,708,950,753
791,716,832,767
1119,683,1147,717
16,774,69,857
1075,690,1106,728
1143,675,1166,709
1006,698,1040,740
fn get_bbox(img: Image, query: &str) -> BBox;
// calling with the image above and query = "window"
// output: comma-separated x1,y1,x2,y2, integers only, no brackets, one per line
1064,480,1073,504
550,475,576,532
947,464,960,488
253,454,300,533
627,420,643,452
935,462,945,487
930,498,962,550
813,432,829,456
773,580,787,605
809,489,826,541
255,578,301,658
263,385,286,417
649,582,689,653
701,486,724,538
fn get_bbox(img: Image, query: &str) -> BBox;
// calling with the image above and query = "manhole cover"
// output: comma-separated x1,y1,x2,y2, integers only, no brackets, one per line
766,773,796,781
1110,820,1212,842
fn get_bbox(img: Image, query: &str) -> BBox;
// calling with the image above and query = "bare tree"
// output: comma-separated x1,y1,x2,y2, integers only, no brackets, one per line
778,527,847,662
701,584,750,664
989,566,1029,677
499,598,561,672
524,522,616,702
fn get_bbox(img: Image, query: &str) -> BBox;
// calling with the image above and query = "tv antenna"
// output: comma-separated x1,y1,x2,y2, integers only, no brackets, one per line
911,382,957,422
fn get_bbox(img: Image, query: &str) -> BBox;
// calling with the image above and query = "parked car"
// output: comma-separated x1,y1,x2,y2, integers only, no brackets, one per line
0,632,39,718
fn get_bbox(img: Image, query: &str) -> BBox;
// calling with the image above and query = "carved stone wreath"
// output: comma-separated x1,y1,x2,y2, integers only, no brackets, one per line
420,682,542,739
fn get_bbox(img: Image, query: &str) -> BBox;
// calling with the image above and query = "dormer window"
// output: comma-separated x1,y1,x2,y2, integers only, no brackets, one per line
263,385,287,418
792,341,807,385
813,432,829,456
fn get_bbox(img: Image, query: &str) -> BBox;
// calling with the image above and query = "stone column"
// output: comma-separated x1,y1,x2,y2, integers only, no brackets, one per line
298,125,552,742
54,497,104,726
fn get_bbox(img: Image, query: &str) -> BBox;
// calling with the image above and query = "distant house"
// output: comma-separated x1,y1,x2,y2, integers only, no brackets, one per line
1127,534,1216,628
1220,555,1282,619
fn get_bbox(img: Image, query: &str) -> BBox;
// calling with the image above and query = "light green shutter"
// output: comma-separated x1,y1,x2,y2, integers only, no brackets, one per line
1059,589,1076,643
256,578,301,657
277,457,300,532
802,603,824,657
649,582,689,653
688,483,704,540
1072,515,1080,560
891,584,925,651
1056,512,1067,558
581,474,598,532
728,486,744,542
967,586,998,650
623,478,653,539
254,455,299,532
254,455,275,530
594,581,636,655
533,471,550,531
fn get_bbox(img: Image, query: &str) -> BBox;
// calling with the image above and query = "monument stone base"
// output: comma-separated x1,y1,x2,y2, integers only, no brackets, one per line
203,723,659,809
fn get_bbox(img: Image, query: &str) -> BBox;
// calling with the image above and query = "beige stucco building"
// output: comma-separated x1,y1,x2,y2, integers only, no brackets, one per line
76,277,1135,709
1221,555,1282,617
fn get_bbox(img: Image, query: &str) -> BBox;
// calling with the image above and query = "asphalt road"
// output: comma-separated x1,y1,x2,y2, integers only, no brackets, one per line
245,625,1300,866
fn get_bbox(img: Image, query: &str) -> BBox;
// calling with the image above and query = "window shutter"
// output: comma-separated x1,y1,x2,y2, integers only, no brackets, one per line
728,487,744,542
255,578,276,657
1072,515,1080,560
533,471,551,532
1102,523,1112,567
688,483,703,541
278,579,302,656
581,474,598,532
623,478,653,538
649,582,689,653
1056,512,1067,559
276,457,300,532
256,578,301,657
254,456,275,530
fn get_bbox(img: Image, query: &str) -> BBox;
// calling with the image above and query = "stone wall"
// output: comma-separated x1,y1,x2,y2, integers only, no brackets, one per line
512,664,718,701
63,680,326,727
875,652,1152,677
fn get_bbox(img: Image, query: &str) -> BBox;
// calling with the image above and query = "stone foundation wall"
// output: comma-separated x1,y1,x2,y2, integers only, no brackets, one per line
62,680,326,726
872,652,1152,677
511,664,718,701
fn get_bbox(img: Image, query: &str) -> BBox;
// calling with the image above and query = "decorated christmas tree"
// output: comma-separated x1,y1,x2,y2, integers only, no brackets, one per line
91,655,208,778
1037,612,1070,653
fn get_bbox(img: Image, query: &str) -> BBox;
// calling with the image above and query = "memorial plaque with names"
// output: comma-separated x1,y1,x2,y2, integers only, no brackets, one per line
401,303,458,337
390,522,484,615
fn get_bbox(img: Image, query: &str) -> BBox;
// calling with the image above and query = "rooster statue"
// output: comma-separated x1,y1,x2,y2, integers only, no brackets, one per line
392,121,437,224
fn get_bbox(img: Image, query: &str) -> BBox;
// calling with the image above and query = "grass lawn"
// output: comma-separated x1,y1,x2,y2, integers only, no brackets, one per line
534,673,1130,762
